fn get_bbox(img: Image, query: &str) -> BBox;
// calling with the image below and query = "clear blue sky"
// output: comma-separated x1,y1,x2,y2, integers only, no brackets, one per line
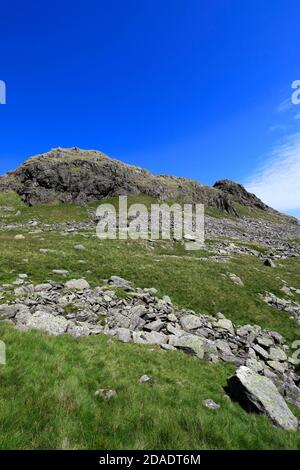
1,0,300,216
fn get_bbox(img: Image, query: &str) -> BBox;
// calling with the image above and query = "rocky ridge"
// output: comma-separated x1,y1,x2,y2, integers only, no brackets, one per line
0,147,294,221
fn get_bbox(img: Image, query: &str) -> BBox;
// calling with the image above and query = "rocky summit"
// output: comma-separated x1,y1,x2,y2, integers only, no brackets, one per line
0,147,293,220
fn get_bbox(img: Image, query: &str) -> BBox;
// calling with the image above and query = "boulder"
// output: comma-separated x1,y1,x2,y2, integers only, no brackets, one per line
25,311,69,335
107,276,134,291
180,314,203,331
215,318,234,335
168,334,206,358
227,366,298,430
114,327,132,343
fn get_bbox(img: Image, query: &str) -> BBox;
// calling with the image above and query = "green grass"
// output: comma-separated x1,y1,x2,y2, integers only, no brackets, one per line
0,324,299,450
0,193,299,449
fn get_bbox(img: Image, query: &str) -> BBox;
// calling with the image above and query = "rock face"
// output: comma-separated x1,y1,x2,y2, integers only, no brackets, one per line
0,147,280,217
227,366,298,431
213,179,269,211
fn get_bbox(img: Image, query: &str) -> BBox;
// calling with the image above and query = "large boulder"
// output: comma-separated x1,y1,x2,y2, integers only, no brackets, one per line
227,366,298,431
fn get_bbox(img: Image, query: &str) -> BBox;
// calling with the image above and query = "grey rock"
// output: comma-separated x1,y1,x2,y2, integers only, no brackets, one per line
139,374,151,383
252,344,269,360
227,366,298,430
0,304,22,319
245,358,264,372
107,276,134,291
24,311,69,335
267,361,287,374
144,319,164,332
168,334,206,358
65,279,90,290
215,318,234,335
114,327,132,343
203,399,220,410
180,314,203,331
269,347,287,362
228,273,244,286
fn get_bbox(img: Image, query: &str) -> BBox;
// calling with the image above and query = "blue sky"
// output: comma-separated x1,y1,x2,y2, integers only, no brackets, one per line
0,0,300,217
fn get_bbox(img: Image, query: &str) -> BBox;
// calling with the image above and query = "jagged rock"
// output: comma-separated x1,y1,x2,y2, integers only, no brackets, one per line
227,366,298,430
65,279,90,290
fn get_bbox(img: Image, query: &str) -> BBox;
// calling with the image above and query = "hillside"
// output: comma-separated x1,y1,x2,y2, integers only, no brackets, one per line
0,149,299,449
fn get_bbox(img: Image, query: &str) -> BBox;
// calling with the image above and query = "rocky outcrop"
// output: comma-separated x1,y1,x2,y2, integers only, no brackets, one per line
213,179,269,211
0,147,280,218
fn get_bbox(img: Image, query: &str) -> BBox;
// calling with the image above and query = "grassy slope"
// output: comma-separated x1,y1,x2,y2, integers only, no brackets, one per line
0,192,300,449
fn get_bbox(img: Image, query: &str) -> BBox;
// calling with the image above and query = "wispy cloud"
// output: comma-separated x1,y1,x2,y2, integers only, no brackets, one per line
245,132,300,214
277,97,293,113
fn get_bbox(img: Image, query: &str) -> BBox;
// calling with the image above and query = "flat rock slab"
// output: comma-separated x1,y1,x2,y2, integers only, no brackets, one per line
227,366,298,431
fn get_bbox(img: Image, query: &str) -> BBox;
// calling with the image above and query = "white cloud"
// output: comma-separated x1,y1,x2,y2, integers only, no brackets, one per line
245,132,300,213
277,98,293,113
